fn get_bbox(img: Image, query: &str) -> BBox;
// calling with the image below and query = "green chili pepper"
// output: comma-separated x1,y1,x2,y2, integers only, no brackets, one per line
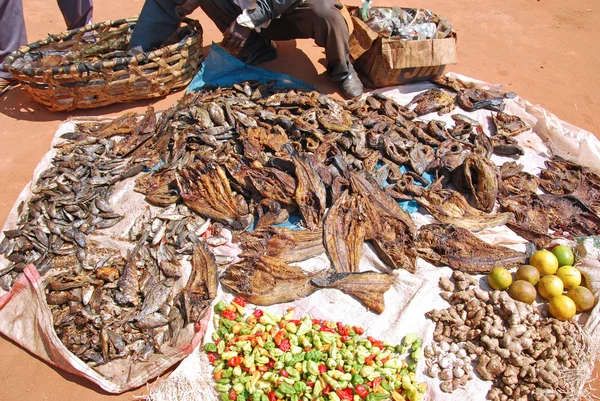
205,342,218,353
365,393,388,401
216,383,232,393
351,374,364,385
214,301,227,313
313,380,323,398
293,381,307,394
402,333,418,347
278,382,297,395
296,318,313,337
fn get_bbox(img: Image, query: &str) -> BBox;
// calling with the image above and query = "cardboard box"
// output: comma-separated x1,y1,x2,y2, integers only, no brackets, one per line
347,6,458,88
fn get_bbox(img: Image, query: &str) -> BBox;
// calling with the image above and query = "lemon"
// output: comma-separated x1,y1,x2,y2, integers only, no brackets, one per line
529,250,559,276
507,280,537,304
548,295,577,321
566,286,596,312
515,264,540,286
556,265,581,289
537,275,564,300
551,245,575,267
488,267,512,290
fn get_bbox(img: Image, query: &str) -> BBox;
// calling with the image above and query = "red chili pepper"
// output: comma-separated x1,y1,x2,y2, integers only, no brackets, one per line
268,391,277,401
241,365,250,372
336,389,353,401
320,326,336,333
323,385,332,395
278,338,291,352
257,365,269,372
340,335,349,342
215,339,221,345
336,321,343,330
339,326,350,336
227,356,243,367
318,364,327,374
366,381,373,388
233,297,247,307
289,319,301,325
367,336,384,349
207,352,218,364
280,369,289,378
373,377,382,389
355,384,369,398
365,353,377,366
381,356,390,365
222,310,237,320
229,389,237,401
253,309,264,318
214,370,224,380
312,319,322,325
306,381,314,388
267,359,275,368
353,326,364,335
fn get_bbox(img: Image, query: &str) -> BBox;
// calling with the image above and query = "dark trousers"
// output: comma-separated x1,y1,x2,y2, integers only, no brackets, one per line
57,0,93,30
0,0,93,79
130,0,352,81
0,0,27,79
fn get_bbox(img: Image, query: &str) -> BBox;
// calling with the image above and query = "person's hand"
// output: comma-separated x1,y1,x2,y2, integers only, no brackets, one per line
222,21,252,55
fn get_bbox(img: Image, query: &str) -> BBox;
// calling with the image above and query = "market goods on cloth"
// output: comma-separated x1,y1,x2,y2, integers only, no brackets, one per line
3,17,203,112
143,75,600,401
0,73,598,399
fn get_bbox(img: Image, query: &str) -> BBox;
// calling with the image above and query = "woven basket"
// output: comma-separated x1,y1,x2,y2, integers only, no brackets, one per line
3,17,203,112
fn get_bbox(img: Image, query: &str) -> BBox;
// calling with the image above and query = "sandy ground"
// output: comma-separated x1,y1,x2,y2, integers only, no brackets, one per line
0,0,598,399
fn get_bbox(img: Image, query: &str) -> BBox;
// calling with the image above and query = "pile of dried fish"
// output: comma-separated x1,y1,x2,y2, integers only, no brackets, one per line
1,76,599,370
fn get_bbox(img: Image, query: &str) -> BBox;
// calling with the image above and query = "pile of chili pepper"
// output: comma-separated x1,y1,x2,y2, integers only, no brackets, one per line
205,298,426,401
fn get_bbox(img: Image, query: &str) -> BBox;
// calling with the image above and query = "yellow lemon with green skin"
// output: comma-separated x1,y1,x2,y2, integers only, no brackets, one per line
515,264,540,286
549,295,577,321
537,275,564,300
556,265,581,289
488,267,513,290
529,249,559,276
551,245,575,267
566,286,596,312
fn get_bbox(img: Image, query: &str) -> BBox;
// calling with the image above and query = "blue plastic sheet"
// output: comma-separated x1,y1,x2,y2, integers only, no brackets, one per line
187,43,314,92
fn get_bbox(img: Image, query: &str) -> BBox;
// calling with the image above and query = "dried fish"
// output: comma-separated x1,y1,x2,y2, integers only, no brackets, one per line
417,224,527,273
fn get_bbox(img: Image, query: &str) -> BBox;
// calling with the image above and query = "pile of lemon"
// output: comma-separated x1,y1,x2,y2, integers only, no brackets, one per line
487,245,595,321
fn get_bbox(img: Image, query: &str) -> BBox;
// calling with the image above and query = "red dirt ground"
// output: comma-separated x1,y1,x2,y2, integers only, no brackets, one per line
0,0,598,399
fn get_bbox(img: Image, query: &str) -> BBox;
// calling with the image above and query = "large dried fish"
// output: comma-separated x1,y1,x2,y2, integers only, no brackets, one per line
184,242,217,324
177,162,253,230
415,188,513,231
220,256,392,314
493,112,530,136
237,226,325,263
417,224,526,273
323,191,367,273
453,153,499,212
292,154,327,230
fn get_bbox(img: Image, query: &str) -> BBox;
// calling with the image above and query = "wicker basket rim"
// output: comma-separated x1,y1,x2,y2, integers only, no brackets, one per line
3,16,202,77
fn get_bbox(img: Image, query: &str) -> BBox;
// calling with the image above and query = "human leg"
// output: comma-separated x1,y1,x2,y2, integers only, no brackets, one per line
56,0,93,30
0,0,27,81
261,0,362,97
128,0,186,51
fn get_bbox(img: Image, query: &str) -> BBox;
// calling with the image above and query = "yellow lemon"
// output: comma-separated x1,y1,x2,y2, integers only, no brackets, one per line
566,286,596,312
537,275,564,299
488,267,512,290
556,265,581,289
548,295,577,321
529,250,559,276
